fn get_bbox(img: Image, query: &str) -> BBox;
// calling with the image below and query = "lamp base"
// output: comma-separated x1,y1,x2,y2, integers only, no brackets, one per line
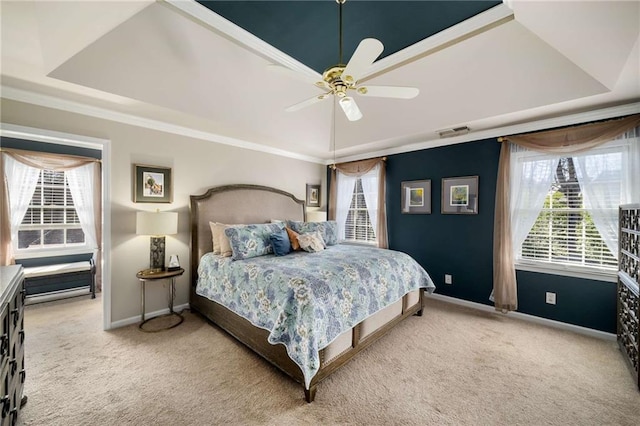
149,236,166,271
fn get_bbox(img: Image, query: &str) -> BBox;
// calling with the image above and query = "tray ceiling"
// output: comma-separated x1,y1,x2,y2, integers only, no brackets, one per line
1,1,638,163
197,1,501,73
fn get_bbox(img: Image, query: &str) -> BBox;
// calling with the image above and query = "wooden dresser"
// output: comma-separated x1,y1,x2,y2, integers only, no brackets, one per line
618,204,640,390
0,265,26,425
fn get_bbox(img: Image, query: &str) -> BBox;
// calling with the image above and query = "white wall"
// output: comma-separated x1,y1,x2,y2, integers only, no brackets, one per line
1,99,325,326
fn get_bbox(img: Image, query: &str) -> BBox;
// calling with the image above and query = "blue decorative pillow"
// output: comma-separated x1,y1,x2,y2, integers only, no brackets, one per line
269,228,292,256
288,220,338,246
225,223,285,260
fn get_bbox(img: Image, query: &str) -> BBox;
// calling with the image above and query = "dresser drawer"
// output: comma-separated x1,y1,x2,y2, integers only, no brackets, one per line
0,306,8,371
0,362,10,426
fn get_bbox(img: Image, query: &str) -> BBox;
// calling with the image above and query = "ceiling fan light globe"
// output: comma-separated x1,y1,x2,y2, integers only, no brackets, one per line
339,97,363,121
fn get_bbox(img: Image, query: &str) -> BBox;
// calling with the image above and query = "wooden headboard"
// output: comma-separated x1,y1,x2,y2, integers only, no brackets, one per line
189,184,305,284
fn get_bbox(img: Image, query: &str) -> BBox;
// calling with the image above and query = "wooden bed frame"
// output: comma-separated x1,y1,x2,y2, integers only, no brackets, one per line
190,184,424,402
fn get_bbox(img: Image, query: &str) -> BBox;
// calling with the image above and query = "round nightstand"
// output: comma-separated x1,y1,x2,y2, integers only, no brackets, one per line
135,268,185,332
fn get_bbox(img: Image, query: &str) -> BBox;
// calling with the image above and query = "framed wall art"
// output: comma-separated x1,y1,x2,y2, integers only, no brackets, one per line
401,180,431,214
133,164,172,203
306,184,321,207
441,176,478,214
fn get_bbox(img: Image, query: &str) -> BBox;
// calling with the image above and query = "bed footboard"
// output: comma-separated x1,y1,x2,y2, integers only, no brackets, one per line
191,286,424,402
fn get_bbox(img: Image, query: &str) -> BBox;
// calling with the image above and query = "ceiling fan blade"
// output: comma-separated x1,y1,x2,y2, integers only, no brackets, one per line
355,85,420,99
342,38,384,85
338,97,363,121
285,93,330,112
267,64,329,90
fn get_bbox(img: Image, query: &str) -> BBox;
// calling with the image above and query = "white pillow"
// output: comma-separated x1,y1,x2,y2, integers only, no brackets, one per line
297,231,326,253
209,222,221,254
209,222,235,257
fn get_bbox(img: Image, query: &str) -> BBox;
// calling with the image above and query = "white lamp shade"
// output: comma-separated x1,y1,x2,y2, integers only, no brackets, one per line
306,211,327,222
136,211,178,236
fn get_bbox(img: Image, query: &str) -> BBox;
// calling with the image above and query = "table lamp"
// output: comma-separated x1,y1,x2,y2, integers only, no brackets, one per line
136,210,178,272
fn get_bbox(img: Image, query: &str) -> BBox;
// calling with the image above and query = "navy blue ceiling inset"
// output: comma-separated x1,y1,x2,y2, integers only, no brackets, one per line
197,1,502,73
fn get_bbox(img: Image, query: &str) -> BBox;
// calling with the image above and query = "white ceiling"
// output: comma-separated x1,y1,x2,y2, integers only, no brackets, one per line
1,0,639,164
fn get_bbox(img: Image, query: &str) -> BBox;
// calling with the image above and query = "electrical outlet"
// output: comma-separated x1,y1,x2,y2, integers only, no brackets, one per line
445,274,452,285
545,292,556,305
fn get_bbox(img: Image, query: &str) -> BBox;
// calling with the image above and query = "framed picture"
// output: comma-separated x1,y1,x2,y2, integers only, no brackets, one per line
441,176,478,214
133,164,172,203
306,184,321,207
401,180,431,214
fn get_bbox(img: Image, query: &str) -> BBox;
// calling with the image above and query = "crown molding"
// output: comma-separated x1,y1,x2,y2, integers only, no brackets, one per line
361,4,515,82
0,122,108,150
1,85,325,165
166,1,513,85
163,0,320,79
330,102,640,164
5,85,636,167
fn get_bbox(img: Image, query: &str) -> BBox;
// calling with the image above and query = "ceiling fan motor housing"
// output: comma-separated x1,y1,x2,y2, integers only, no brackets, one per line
322,65,353,98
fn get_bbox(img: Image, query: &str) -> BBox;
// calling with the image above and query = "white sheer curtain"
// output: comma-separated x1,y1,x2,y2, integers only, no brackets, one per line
573,128,640,257
510,146,558,252
490,147,557,303
4,155,40,246
359,164,380,239
66,163,98,249
336,171,356,240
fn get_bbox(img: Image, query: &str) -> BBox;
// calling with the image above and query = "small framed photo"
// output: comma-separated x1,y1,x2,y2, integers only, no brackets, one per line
133,164,172,203
306,184,321,207
442,176,478,214
401,180,431,214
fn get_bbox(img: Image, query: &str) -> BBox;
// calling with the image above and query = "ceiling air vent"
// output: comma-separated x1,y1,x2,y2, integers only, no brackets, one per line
438,126,470,138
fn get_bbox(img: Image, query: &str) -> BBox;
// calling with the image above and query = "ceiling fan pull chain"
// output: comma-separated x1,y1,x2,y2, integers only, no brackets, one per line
338,0,344,65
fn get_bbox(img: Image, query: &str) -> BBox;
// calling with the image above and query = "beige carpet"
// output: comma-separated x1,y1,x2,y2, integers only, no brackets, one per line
20,295,640,425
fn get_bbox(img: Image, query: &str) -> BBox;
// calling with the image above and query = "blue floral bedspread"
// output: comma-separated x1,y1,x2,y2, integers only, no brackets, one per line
196,244,436,388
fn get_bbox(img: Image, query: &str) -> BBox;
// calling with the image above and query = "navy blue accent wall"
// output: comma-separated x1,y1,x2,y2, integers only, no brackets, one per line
1,136,102,159
387,139,500,305
386,138,616,333
517,271,616,332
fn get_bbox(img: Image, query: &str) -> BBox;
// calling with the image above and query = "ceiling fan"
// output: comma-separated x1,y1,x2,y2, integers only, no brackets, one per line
271,0,419,122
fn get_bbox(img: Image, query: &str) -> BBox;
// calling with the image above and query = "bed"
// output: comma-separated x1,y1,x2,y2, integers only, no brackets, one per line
190,184,435,402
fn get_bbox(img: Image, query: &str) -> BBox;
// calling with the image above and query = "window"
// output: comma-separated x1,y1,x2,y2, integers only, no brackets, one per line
344,178,376,243
519,158,617,271
17,169,85,250
335,163,382,245
512,129,639,278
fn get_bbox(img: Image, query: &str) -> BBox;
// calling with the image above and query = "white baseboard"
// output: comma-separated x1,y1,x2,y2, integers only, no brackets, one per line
425,293,616,342
110,303,190,329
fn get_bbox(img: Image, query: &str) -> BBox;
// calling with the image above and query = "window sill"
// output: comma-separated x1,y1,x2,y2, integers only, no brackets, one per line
339,240,377,247
515,261,617,283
